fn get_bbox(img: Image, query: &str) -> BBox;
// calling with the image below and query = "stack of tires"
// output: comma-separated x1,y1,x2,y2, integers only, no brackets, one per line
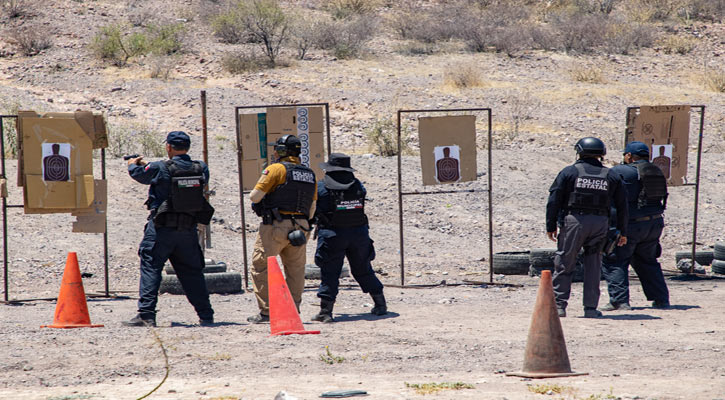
712,243,725,275
674,249,714,267
527,248,585,282
160,259,242,295
492,251,531,275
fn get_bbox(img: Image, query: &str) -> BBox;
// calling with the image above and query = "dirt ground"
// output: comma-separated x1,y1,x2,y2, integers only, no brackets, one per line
2,1,725,399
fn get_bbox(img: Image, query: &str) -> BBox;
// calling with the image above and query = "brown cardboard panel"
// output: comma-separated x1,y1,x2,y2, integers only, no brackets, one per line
72,180,107,216
242,159,264,191
307,130,324,180
0,178,6,198
266,106,324,134
72,215,106,233
239,113,261,160
21,116,95,210
92,114,108,149
24,175,94,209
632,105,690,186
419,115,477,186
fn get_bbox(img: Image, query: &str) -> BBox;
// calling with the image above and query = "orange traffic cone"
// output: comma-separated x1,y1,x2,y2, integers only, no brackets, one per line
506,270,586,378
41,252,103,329
267,256,320,336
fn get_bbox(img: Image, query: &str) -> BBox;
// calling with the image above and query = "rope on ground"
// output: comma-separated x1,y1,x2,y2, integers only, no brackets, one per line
136,327,170,400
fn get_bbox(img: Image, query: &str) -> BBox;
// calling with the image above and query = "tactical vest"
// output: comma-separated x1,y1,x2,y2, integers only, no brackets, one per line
634,161,668,209
568,163,610,212
325,180,368,228
166,160,205,213
154,160,214,228
264,162,316,218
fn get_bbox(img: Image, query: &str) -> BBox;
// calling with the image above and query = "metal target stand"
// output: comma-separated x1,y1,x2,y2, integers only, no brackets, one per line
0,115,112,303
625,105,706,276
234,103,332,290
396,108,495,286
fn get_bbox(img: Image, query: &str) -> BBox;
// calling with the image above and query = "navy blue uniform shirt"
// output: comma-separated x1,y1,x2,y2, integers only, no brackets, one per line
128,154,209,210
611,160,665,220
546,158,628,235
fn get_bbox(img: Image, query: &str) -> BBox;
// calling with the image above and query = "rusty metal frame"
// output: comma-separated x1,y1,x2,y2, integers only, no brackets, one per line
234,103,332,290
625,105,706,275
397,108,494,286
1,115,111,303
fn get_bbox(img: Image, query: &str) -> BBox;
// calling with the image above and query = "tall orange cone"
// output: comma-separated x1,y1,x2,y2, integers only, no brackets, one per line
41,252,103,329
506,270,586,378
267,256,320,336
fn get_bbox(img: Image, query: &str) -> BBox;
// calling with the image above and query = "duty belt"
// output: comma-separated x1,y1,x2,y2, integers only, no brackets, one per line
567,208,608,216
631,214,663,222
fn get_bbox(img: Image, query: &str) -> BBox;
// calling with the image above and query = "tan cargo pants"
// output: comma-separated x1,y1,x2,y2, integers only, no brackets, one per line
251,218,309,315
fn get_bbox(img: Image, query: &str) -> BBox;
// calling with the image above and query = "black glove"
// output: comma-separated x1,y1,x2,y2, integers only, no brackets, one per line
251,202,264,217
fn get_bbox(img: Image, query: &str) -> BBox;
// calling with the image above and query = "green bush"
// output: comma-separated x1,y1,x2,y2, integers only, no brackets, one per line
364,117,412,156
315,15,377,59
211,9,249,43
90,23,185,66
0,101,20,159
324,0,379,19
107,122,165,158
221,50,271,74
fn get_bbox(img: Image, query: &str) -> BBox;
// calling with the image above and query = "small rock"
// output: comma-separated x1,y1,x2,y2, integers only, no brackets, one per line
274,391,298,400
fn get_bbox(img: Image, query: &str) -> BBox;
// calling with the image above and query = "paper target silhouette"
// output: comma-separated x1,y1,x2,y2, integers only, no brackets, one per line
42,143,71,182
434,145,461,183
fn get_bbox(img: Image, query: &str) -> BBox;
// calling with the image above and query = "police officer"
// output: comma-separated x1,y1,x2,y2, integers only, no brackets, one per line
124,131,215,327
248,134,317,324
546,137,628,318
311,153,386,323
600,141,670,311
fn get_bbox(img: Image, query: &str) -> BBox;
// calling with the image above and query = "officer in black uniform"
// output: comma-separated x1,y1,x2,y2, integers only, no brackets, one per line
600,141,670,311
546,137,628,318
124,131,215,327
311,153,386,323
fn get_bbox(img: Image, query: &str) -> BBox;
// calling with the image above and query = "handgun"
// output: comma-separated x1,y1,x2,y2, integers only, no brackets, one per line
123,154,140,160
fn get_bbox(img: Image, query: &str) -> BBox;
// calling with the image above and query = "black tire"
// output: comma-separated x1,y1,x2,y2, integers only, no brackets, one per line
529,264,553,277
305,264,350,280
714,242,725,260
160,272,242,295
712,260,725,275
165,262,227,275
529,248,556,268
492,251,530,275
675,250,714,266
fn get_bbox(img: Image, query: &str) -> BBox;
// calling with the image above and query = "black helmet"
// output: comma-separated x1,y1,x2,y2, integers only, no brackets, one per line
275,134,302,158
574,137,606,157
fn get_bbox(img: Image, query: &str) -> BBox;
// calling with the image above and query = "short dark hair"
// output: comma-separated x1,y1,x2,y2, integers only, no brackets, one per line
170,143,189,151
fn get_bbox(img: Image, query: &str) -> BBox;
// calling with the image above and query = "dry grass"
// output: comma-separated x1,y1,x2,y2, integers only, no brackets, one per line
9,26,52,56
569,62,606,84
443,63,486,89
405,382,474,395
659,34,697,54
702,68,725,92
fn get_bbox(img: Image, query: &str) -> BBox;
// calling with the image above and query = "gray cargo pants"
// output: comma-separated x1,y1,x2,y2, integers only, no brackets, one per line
553,213,608,310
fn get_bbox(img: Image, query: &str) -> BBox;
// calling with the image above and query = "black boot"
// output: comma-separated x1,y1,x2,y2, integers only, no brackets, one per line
370,293,387,316
312,298,334,323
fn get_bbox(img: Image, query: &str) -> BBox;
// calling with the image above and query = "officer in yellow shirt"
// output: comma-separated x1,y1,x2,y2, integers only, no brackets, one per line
248,134,317,323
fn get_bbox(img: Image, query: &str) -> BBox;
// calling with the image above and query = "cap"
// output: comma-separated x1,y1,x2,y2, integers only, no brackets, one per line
319,153,355,172
623,141,649,157
166,131,191,148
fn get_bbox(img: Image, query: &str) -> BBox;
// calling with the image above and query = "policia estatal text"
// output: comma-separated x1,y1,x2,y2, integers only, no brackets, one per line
124,131,215,327
546,137,628,318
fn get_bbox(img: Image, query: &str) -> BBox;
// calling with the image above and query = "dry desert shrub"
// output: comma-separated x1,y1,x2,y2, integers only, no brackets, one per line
107,122,165,158
289,16,324,59
618,0,684,22
702,68,725,93
314,15,377,59
569,62,605,83
443,63,485,89
389,2,462,44
659,34,697,54
9,26,52,56
681,0,724,22
364,117,412,156
1,0,35,18
221,50,271,73
503,89,539,141
90,23,185,66
147,55,176,80
323,0,379,19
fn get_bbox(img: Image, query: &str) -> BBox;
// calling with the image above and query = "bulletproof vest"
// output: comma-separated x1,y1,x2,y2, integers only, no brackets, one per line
165,160,205,213
634,161,668,209
326,180,368,228
264,162,316,217
567,163,610,212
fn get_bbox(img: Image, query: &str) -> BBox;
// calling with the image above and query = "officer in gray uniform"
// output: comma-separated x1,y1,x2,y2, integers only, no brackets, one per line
546,137,628,318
